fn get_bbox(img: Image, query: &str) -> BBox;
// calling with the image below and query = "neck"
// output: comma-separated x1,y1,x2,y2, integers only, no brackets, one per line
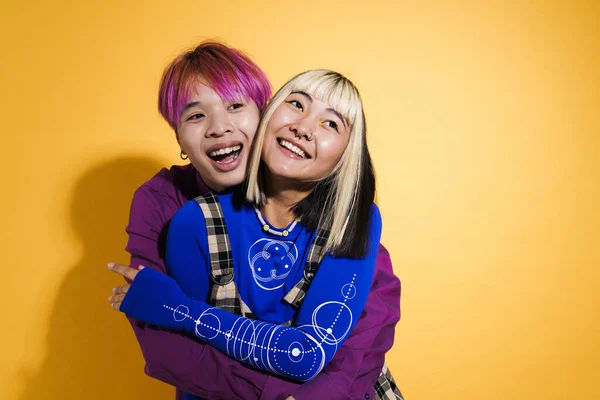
196,169,226,194
260,173,313,229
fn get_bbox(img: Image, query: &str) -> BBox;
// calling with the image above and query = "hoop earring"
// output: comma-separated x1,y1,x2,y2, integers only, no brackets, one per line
180,151,189,160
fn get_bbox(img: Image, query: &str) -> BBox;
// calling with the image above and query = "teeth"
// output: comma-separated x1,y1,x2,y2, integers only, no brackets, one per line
279,139,307,158
209,145,241,157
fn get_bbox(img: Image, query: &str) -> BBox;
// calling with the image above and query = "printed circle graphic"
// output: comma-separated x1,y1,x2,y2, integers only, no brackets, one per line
311,302,353,345
195,310,221,340
248,239,299,290
288,341,305,363
229,319,259,362
341,283,357,299
173,305,189,322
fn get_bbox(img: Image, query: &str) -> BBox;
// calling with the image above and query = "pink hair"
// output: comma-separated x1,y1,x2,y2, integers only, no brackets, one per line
158,41,272,131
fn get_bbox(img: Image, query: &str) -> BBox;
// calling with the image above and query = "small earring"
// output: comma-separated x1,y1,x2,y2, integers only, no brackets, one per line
180,151,189,160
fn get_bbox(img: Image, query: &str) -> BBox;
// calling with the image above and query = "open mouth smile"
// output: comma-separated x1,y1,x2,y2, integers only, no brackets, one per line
277,138,311,159
207,144,242,164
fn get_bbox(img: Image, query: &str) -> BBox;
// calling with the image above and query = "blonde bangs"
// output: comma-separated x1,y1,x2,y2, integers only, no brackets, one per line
288,71,362,129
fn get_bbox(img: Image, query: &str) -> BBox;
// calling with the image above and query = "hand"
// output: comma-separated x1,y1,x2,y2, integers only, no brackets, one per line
107,262,144,311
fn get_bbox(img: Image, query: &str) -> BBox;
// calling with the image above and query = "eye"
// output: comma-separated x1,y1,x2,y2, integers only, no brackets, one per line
228,103,244,111
324,120,338,131
288,100,303,111
187,113,205,121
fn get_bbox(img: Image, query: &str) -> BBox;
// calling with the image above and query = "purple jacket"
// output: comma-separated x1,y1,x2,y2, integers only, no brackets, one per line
125,164,401,400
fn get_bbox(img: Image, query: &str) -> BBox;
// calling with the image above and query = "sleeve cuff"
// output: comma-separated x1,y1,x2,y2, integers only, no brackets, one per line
120,267,155,315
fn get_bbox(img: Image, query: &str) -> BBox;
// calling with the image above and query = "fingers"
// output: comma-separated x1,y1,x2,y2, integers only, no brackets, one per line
108,262,139,281
108,293,126,311
107,262,144,312
108,292,125,311
112,284,130,295
109,293,126,303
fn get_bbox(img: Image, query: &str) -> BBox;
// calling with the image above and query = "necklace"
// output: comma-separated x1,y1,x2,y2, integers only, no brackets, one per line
254,207,301,237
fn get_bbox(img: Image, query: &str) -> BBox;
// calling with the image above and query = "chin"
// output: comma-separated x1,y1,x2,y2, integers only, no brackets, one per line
265,166,302,183
199,167,246,193
219,172,245,187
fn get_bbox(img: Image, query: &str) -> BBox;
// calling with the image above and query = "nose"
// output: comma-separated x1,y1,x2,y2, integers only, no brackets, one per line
290,118,315,141
206,110,234,138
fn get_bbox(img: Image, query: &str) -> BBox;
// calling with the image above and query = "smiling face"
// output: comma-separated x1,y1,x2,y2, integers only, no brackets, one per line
260,91,350,185
176,82,260,192
245,70,371,257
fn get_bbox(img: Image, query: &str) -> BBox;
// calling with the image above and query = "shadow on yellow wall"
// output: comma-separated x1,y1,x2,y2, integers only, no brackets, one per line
18,157,172,399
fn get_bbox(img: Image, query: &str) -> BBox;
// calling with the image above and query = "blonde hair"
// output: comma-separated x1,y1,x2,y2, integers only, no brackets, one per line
246,70,373,256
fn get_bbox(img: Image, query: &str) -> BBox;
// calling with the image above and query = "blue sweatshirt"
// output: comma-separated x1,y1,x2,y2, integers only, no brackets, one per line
121,192,382,381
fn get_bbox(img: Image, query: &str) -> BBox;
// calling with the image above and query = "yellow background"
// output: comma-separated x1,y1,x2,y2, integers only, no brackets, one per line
1,0,598,399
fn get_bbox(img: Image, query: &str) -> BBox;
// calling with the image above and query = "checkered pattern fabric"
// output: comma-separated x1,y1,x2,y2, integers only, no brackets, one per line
195,194,255,319
195,194,401,398
195,193,233,282
374,363,404,399
282,228,329,308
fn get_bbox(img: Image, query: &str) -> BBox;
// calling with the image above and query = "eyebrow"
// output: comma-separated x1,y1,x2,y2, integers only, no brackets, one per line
293,91,313,103
182,101,200,112
292,91,347,128
326,108,348,128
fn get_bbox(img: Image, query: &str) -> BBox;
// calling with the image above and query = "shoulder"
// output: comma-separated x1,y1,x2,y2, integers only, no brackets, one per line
368,203,382,237
137,164,196,197
131,164,196,211
171,199,204,227
166,200,209,246
370,203,381,223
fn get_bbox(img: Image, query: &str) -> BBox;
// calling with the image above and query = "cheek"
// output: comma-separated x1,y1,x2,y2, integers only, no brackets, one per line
236,113,260,138
261,118,281,148
318,135,349,165
178,126,205,150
